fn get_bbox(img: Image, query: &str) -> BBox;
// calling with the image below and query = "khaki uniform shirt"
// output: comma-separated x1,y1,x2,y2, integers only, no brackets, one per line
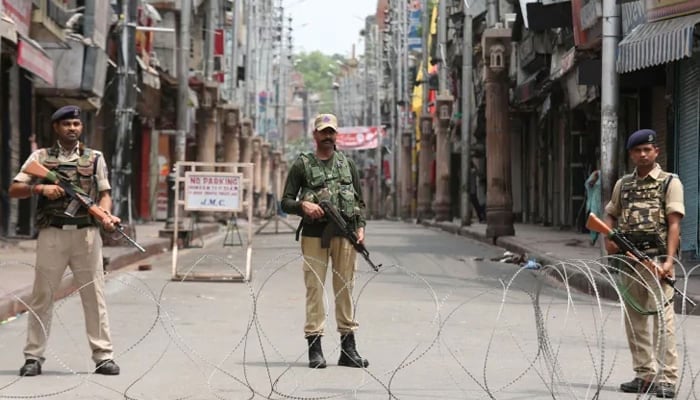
13,142,111,192
605,163,685,218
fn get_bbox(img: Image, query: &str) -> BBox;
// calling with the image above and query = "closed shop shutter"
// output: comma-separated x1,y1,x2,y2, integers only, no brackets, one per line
676,57,700,254
652,87,668,170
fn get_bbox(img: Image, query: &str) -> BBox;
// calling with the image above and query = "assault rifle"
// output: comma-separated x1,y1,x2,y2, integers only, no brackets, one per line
586,213,695,307
23,160,146,253
319,199,382,272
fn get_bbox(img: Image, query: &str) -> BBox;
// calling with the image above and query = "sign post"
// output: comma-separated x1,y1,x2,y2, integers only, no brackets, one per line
172,161,254,282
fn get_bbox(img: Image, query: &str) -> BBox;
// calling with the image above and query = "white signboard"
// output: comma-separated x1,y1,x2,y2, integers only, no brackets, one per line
184,172,242,211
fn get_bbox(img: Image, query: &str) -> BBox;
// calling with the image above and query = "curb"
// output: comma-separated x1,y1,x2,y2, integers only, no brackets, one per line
419,220,700,316
0,224,222,323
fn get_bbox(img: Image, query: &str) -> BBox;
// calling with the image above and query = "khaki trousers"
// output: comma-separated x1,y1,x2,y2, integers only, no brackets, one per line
24,226,114,363
621,264,678,384
301,236,358,337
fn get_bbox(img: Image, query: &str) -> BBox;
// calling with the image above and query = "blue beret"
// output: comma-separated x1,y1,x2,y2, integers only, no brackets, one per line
626,129,656,150
51,105,81,122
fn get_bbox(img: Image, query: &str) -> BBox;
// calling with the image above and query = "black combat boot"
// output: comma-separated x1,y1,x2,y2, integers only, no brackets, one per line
19,360,41,377
338,333,369,368
620,377,655,393
306,335,327,369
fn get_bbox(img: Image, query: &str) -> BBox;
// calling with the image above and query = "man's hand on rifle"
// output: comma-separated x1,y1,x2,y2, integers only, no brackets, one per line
356,227,365,244
604,238,619,254
38,184,65,200
99,208,120,233
301,201,325,220
660,259,675,279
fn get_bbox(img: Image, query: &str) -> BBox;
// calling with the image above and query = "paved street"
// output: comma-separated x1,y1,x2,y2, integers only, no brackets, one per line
1,220,699,399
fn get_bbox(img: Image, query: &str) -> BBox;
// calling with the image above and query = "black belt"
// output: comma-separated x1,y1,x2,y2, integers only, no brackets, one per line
49,222,93,230
48,216,93,230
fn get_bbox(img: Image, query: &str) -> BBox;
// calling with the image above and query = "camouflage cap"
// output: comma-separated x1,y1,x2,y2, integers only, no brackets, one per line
314,114,338,132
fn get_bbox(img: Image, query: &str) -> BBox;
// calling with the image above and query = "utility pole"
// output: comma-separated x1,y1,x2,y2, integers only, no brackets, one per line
438,0,448,94
374,23,383,218
165,0,191,229
417,0,433,221
600,0,620,222
205,0,217,79
388,4,397,218
112,0,137,221
461,0,473,226
229,0,240,102
280,15,292,149
433,0,454,221
243,1,251,116
196,0,219,192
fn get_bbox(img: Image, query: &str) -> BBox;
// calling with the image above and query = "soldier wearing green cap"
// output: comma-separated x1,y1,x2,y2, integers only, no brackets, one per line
8,105,121,377
281,113,370,370
604,129,684,398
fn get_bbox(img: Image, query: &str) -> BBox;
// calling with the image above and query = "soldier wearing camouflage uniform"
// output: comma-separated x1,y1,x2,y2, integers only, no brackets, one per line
281,113,369,370
604,129,684,398
8,105,121,377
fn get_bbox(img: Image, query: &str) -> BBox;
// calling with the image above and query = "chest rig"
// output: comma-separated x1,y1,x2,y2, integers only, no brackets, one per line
618,171,674,252
299,152,360,224
36,145,99,228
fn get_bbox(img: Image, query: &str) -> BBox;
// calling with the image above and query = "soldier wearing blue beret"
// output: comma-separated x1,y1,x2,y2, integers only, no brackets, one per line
51,105,81,122
626,128,657,150
604,128,684,398
8,104,121,377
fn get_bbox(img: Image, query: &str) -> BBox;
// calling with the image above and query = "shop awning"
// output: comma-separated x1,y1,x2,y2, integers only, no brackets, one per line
617,13,700,73
17,36,54,85
0,14,17,43
136,56,161,89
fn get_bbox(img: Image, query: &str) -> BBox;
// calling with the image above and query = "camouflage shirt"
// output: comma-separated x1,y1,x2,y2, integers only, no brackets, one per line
605,163,685,244
281,151,366,237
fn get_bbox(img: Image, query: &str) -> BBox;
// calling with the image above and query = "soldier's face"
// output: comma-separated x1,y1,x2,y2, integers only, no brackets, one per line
314,127,337,148
54,118,83,142
629,144,658,167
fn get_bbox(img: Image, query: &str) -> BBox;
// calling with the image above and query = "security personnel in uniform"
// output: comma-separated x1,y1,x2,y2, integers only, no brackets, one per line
604,129,683,398
8,105,121,376
281,113,369,369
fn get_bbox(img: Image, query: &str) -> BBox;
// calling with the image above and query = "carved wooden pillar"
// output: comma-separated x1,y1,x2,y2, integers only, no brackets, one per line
417,115,434,220
222,105,240,169
433,94,453,221
400,131,413,219
259,142,271,215
483,27,515,238
251,137,262,215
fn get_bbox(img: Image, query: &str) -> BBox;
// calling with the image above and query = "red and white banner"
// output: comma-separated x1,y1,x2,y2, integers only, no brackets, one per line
17,38,54,85
3,0,31,36
335,126,386,150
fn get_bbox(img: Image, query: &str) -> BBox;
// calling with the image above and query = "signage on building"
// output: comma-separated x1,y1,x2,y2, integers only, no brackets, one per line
571,0,602,47
518,33,537,67
17,38,54,85
551,46,576,80
2,0,30,36
622,0,647,36
335,126,386,150
645,0,700,22
580,0,602,30
408,0,422,51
